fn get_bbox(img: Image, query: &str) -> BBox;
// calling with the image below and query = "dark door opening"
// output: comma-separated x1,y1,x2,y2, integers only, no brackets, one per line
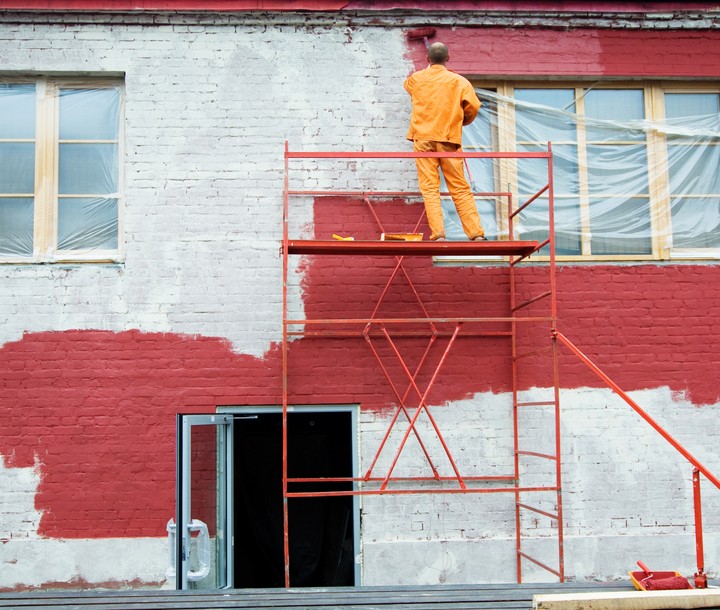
233,410,356,588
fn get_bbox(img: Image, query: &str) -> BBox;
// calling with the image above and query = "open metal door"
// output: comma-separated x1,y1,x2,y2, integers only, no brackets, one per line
174,414,233,590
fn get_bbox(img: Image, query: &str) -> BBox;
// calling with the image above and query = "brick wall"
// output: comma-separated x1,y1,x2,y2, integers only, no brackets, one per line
406,27,720,77
1,10,719,589
0,12,412,357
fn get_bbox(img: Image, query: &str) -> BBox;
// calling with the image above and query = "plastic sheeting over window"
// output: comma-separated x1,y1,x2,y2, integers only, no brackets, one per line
665,93,720,250
57,88,120,253
443,86,720,259
0,84,35,257
0,83,120,260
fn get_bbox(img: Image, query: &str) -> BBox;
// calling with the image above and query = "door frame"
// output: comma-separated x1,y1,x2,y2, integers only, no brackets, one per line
220,404,361,586
175,413,234,590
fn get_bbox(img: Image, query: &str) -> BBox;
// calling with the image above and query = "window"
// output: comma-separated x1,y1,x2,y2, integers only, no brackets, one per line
455,82,720,261
664,92,720,253
0,78,123,262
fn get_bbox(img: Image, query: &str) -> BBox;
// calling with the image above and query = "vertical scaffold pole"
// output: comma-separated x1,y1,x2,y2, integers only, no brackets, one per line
693,468,707,588
547,142,565,582
282,141,291,588
509,186,522,583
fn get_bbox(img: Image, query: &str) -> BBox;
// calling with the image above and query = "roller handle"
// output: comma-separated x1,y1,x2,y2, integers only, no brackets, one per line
637,561,652,576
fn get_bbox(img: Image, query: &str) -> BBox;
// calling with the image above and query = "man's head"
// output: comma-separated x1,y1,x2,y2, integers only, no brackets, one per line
427,42,449,65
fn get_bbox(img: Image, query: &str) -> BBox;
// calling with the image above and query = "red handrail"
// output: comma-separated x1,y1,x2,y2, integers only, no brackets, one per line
555,330,720,490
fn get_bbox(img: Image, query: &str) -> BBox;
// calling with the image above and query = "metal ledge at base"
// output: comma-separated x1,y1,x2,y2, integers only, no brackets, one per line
534,588,720,610
286,239,540,257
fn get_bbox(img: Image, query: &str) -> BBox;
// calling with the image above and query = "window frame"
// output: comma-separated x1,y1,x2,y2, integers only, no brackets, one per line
0,76,124,264
465,79,720,263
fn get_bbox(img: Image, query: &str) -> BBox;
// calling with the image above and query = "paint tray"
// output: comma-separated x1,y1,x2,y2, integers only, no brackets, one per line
629,569,689,591
380,233,424,241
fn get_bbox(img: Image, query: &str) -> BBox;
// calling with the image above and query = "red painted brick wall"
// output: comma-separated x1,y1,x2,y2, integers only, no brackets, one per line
406,28,720,78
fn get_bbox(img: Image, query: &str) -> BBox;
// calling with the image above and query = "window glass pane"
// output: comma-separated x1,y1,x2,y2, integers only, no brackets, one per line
667,143,720,195
58,143,118,194
518,143,578,195
442,196,498,241
589,197,652,255
671,197,720,248
0,198,34,256
466,92,497,149
516,88,575,112
515,88,576,142
586,144,649,195
59,88,120,140
585,89,644,121
0,84,36,139
519,197,581,255
664,93,720,250
665,93,719,118
57,197,118,250
0,143,35,193
585,89,646,142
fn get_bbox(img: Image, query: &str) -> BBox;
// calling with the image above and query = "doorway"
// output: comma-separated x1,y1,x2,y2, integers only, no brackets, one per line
230,407,359,588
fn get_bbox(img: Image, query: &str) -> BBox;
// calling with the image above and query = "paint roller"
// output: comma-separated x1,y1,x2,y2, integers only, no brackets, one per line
406,27,436,49
636,560,693,591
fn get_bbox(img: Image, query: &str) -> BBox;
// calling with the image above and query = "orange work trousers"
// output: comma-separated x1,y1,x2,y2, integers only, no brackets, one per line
413,140,485,241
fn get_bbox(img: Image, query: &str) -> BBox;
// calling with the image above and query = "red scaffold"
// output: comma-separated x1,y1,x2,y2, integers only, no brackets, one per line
281,143,564,587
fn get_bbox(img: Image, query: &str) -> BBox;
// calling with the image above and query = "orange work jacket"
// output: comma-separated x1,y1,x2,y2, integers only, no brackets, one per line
403,64,481,145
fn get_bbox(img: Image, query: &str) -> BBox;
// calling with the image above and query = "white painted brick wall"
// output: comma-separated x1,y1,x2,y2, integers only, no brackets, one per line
1,538,168,589
361,387,720,583
0,456,42,540
0,14,414,357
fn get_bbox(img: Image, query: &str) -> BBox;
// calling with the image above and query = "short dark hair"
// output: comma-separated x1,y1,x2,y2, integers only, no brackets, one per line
427,42,449,64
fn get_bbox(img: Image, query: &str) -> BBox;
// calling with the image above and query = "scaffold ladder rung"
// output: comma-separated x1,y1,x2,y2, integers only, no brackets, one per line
517,503,559,520
514,345,553,360
512,290,552,312
516,401,556,407
518,551,562,578
518,450,557,461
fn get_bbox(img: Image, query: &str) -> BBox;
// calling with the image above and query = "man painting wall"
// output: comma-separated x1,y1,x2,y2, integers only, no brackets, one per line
404,42,486,242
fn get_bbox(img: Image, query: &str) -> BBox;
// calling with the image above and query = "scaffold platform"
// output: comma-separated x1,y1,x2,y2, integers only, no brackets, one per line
286,239,540,257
